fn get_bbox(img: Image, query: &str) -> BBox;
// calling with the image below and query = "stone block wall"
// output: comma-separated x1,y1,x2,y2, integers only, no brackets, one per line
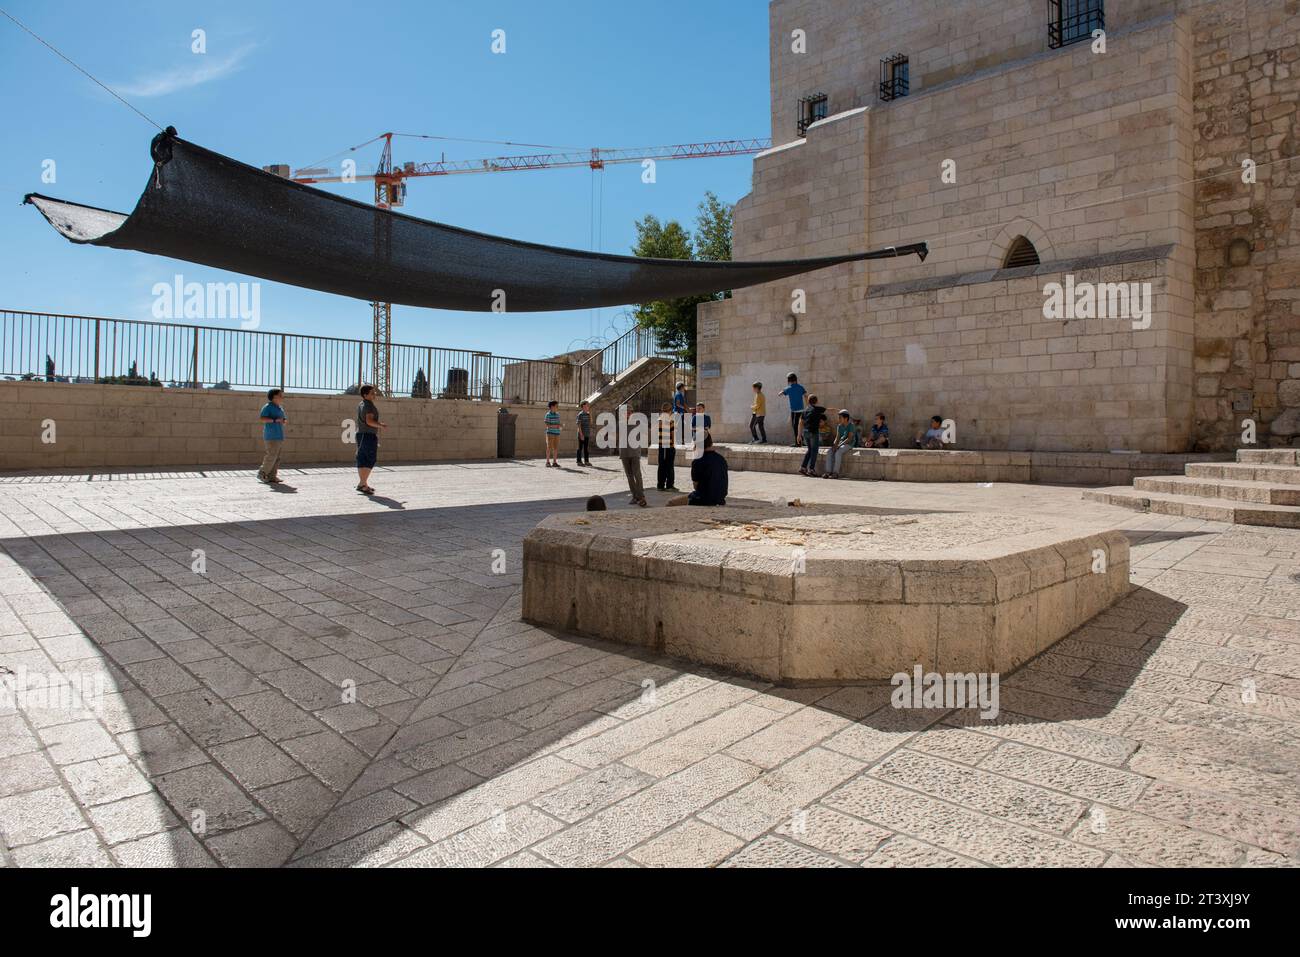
0,381,554,471
700,11,1200,452
1189,0,1300,449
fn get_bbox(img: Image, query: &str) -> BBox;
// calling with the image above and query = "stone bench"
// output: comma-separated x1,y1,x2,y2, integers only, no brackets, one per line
522,502,1130,684
716,443,1228,486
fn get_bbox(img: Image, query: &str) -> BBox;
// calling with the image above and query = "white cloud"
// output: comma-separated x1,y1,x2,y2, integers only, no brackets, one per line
115,43,256,98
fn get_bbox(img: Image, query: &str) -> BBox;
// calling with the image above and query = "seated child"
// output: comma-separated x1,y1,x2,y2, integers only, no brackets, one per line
823,411,858,479
867,413,890,448
914,415,948,450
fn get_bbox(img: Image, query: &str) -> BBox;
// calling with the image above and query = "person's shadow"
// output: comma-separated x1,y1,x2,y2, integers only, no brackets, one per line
267,483,298,494
366,495,405,510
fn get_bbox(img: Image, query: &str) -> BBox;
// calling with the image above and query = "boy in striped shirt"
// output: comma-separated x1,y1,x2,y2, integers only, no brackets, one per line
544,401,562,468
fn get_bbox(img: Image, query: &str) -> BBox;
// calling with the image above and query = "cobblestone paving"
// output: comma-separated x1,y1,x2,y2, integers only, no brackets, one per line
0,459,1296,867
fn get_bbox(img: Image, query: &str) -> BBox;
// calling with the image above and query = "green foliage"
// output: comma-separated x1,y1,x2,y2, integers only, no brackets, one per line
412,367,431,399
97,360,161,387
630,192,733,366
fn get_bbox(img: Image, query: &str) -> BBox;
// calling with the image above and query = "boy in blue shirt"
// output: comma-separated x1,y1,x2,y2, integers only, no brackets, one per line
867,413,891,448
780,373,807,446
915,415,948,450
672,382,689,417
691,402,713,442
258,389,286,484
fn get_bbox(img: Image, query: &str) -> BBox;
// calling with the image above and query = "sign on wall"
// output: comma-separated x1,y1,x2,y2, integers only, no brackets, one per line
699,317,721,339
700,362,722,378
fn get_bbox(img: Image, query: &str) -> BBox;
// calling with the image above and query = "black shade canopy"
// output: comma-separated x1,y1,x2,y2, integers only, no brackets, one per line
26,129,927,312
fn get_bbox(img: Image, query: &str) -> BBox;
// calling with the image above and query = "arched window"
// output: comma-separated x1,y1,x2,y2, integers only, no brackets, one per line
1002,235,1041,269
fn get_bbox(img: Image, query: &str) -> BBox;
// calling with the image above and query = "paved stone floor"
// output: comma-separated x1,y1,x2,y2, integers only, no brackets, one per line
0,458,1296,868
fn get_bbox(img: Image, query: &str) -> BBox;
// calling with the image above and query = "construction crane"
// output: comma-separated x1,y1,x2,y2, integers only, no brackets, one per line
265,132,772,395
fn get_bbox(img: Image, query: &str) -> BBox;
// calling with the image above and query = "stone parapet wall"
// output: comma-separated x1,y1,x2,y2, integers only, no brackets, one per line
0,381,553,471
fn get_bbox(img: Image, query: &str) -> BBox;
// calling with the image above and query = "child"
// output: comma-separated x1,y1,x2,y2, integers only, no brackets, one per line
544,401,562,467
867,413,890,449
798,395,827,476
258,389,286,485
780,373,807,446
750,382,767,444
691,402,712,441
915,415,947,450
672,382,689,417
355,385,386,496
823,410,858,479
575,401,593,466
656,402,678,491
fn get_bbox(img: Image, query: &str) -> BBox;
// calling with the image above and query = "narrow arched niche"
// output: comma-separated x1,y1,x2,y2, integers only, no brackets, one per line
1002,235,1041,269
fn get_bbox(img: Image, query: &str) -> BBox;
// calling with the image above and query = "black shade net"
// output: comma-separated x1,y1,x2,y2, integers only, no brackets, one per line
26,129,927,312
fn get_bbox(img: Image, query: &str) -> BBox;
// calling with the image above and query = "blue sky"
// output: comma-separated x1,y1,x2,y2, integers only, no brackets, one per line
0,0,769,359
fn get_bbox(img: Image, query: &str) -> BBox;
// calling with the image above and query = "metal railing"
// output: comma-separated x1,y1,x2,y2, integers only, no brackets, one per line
0,309,614,406
622,358,693,416
1048,0,1104,49
577,324,689,396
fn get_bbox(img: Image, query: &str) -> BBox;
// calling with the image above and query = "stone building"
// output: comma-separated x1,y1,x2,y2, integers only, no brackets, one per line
697,0,1299,452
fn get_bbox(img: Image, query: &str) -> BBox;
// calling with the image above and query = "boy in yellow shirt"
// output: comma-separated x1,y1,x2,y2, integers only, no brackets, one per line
749,381,767,444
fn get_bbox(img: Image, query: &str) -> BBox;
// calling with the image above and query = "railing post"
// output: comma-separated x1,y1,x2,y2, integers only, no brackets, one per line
427,347,433,398
357,342,364,389
93,319,101,382
279,335,287,391
192,327,200,388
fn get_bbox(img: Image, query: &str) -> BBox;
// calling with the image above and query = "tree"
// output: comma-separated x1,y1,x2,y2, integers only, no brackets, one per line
694,191,733,267
630,193,733,365
412,367,431,399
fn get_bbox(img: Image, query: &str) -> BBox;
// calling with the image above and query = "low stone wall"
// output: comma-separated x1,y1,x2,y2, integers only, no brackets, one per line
717,443,1230,486
0,381,554,471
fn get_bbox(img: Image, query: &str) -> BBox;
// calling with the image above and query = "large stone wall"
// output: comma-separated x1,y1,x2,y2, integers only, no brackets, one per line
1190,1,1300,449
767,0,1182,150
701,10,1201,452
0,381,555,471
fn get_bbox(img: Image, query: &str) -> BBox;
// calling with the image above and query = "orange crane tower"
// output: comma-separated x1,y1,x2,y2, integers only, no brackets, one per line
267,132,771,395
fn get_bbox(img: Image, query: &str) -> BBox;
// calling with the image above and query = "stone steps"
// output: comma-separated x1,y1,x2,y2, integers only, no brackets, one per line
1184,462,1300,485
1133,474,1300,505
1236,449,1300,466
1086,447,1300,527
1083,487,1300,527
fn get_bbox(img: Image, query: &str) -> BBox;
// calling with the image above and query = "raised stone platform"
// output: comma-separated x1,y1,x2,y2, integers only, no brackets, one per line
522,503,1130,684
717,444,1228,486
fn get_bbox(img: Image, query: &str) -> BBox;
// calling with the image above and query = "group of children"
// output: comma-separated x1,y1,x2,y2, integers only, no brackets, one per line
541,384,713,477
748,373,948,478
542,386,726,510
256,385,388,495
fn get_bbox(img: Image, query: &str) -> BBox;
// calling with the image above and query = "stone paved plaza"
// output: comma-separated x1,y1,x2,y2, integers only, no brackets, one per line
0,459,1297,868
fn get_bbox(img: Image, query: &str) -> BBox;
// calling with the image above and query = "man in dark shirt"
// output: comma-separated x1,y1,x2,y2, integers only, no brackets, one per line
669,436,728,507
355,385,386,495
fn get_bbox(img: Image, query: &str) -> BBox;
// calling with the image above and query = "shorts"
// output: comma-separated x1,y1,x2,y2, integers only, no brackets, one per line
355,432,379,469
